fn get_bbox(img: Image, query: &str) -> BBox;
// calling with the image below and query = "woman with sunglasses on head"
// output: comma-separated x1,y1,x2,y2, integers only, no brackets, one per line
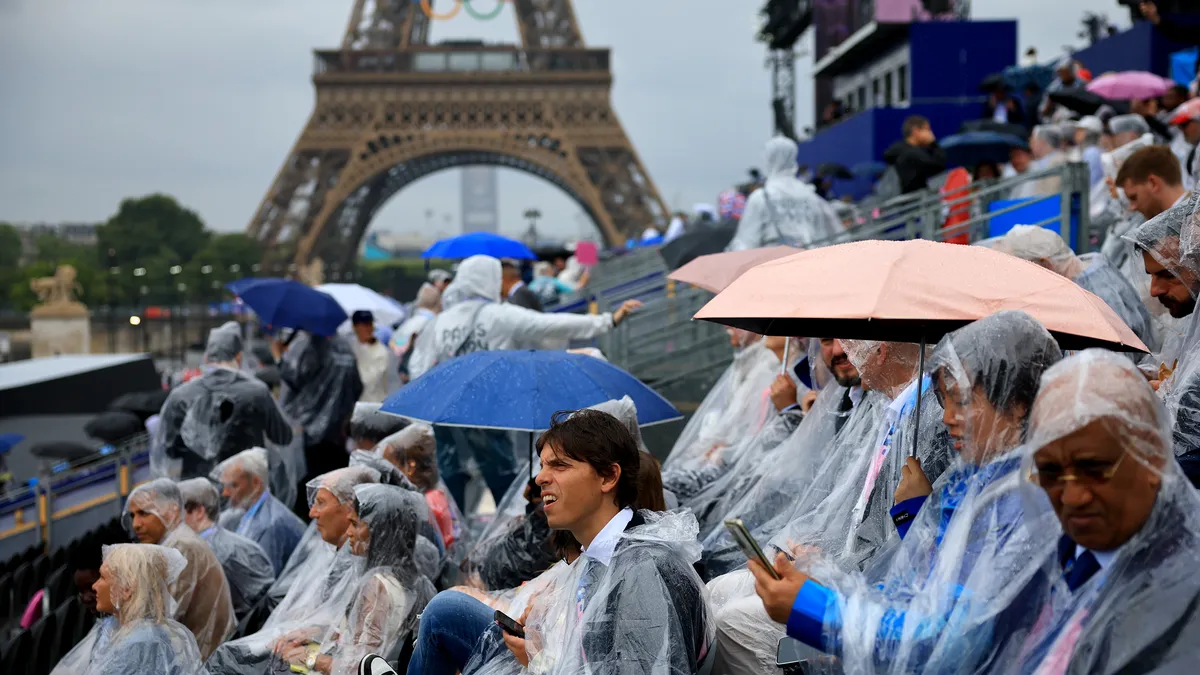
748,310,1067,675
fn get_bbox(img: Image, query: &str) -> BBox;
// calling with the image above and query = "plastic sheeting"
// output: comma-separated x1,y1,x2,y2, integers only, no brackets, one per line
376,425,464,550
1015,350,1200,674
213,448,307,575
304,485,436,674
407,255,618,380
727,137,843,251
461,510,713,675
124,480,235,661
178,478,275,619
53,544,204,675
278,332,364,447
348,402,408,447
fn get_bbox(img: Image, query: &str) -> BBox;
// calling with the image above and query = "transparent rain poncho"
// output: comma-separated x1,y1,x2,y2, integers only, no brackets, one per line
205,467,380,675
304,485,436,674
278,331,364,447
213,448,307,575
53,543,204,675
461,510,714,675
661,338,780,502
178,478,275,619
348,402,408,448
1011,350,1200,674
124,479,235,660
377,424,463,554
779,311,1064,675
407,255,618,380
152,322,298,483
727,137,843,251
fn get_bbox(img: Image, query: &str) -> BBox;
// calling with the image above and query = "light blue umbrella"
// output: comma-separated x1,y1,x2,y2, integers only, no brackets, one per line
422,232,537,260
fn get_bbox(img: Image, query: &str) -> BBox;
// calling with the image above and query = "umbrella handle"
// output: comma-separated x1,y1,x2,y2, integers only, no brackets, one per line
911,335,925,458
781,339,790,376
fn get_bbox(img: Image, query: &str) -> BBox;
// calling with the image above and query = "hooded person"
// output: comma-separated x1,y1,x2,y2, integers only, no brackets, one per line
746,311,1064,675
726,137,843,251
1013,350,1200,674
178,478,275,620
348,402,409,450
206,466,382,675
984,225,1157,353
275,328,364,509
1010,125,1068,200
379,423,461,550
153,322,295,481
52,543,204,675
213,448,307,575
123,479,235,660
1124,191,1200,484
661,331,782,503
274,485,437,674
406,254,642,510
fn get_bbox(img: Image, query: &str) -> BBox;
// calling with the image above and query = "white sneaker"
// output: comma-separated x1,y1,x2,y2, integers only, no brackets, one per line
358,654,398,675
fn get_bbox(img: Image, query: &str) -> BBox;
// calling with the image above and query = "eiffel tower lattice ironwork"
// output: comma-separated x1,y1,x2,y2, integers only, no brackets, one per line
246,0,669,272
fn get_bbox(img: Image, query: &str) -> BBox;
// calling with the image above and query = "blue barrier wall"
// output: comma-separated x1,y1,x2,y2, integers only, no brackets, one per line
1074,21,1192,77
909,21,1018,101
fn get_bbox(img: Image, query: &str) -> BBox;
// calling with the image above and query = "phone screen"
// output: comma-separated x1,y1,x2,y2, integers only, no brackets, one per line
724,518,781,580
494,610,526,638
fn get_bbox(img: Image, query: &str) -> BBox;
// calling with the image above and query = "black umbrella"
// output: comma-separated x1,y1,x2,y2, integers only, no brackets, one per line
659,222,738,270
1049,88,1129,117
108,390,170,420
978,73,1007,93
30,441,97,463
84,411,145,444
817,163,855,180
959,119,1029,139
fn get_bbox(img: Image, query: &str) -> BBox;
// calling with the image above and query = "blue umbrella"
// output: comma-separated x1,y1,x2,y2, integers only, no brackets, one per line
422,232,537,260
225,278,347,337
381,350,682,431
941,131,1027,169
0,434,23,455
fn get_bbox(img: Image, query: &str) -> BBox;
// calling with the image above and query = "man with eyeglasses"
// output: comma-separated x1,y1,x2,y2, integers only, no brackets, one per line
1021,349,1200,672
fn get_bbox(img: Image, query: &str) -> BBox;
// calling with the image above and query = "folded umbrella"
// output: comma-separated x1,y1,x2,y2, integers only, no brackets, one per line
1087,71,1173,101
941,131,1028,169
84,411,145,444
422,232,537,260
226,278,348,337
668,246,802,294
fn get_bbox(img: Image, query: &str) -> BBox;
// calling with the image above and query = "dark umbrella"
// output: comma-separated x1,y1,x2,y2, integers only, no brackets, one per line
1049,88,1129,116
959,120,1029,139
109,390,170,420
659,222,738,270
1003,64,1055,93
817,163,854,180
941,131,1028,168
30,441,97,463
84,411,145,444
978,73,1007,93
226,278,348,337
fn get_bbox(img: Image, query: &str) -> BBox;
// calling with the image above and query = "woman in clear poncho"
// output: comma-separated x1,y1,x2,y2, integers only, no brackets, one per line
207,466,380,675
273,484,436,674
54,543,204,675
1011,350,1200,674
749,312,1066,675
726,137,843,251
661,331,784,504
123,479,235,660
178,477,275,620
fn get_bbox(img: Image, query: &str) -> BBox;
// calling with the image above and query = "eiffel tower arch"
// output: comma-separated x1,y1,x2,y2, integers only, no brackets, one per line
247,0,669,271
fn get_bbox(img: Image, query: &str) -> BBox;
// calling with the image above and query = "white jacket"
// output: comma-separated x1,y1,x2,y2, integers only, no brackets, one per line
727,137,843,251
408,256,617,379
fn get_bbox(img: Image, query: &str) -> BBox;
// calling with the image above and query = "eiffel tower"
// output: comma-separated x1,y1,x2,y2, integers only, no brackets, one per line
247,0,669,273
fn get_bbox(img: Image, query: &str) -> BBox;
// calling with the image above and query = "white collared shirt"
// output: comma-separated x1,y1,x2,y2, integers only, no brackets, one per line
581,507,634,567
849,385,864,409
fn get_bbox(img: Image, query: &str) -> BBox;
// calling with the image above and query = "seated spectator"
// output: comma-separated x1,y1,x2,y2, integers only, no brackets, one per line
54,543,204,675
215,447,306,575
124,479,235,660
384,422,461,548
178,477,275,620
883,116,946,195
51,542,117,675
1117,144,1189,222
388,409,713,675
273,485,435,674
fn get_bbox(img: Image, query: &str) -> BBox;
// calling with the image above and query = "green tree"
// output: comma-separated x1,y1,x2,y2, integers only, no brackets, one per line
185,233,263,302
0,223,21,268
97,194,210,269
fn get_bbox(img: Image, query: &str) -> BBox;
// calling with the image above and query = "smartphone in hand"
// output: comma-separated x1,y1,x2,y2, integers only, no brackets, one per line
724,518,781,580
495,610,526,638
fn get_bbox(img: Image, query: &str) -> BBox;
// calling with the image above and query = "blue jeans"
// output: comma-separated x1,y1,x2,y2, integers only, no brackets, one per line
407,590,496,675
435,427,519,511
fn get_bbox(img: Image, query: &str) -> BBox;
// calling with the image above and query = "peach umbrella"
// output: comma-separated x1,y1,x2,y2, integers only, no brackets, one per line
667,246,803,294
694,239,1147,353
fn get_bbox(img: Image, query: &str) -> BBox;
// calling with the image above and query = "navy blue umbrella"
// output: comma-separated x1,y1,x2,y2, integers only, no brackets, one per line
941,131,1027,169
225,278,347,337
0,434,23,455
422,232,537,260
381,350,681,431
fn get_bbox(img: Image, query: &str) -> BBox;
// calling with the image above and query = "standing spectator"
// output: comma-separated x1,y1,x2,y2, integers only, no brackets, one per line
349,310,391,404
500,259,543,312
981,84,1025,126
883,116,947,194
527,262,576,307
427,269,453,293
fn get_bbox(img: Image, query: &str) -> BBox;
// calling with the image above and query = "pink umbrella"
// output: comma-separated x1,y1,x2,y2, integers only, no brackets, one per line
668,246,802,294
1087,71,1172,101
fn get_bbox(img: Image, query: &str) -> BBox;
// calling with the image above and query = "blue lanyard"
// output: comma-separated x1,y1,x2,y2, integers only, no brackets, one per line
199,526,217,540
237,492,269,534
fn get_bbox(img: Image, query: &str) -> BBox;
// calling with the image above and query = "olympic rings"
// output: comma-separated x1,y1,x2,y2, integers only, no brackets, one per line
416,0,510,21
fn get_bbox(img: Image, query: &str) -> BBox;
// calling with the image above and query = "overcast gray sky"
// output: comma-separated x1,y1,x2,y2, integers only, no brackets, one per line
0,0,1126,242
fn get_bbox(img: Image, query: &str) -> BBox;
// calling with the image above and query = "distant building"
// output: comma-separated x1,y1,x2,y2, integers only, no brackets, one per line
461,166,499,233
14,222,100,264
